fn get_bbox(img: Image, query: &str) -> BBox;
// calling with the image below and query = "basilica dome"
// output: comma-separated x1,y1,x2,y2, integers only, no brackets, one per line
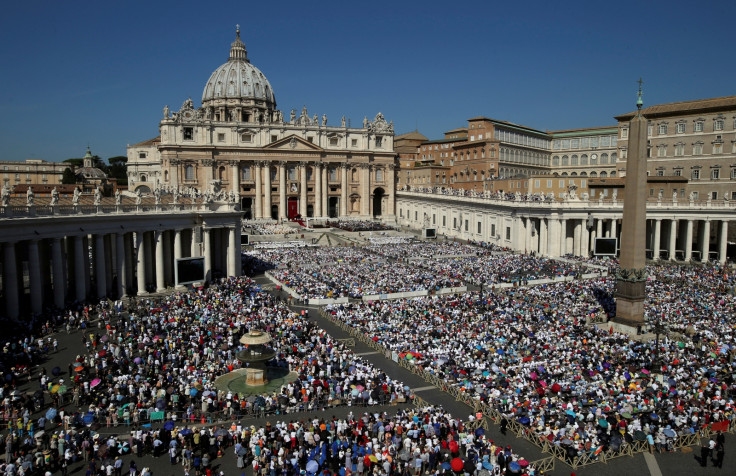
201,27,276,108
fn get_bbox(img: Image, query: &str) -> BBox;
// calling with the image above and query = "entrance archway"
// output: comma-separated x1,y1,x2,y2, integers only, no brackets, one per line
328,197,339,218
271,205,278,220
241,197,253,219
372,188,385,217
135,185,151,195
287,197,298,219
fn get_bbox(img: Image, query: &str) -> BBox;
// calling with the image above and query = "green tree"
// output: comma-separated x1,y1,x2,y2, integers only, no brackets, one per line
63,158,83,167
107,156,128,185
61,167,76,184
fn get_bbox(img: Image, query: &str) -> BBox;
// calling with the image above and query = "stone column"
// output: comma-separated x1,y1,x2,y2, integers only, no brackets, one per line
340,165,348,217
278,162,287,220
684,219,694,261
124,234,134,293
95,234,107,299
203,159,214,188
136,232,147,296
227,227,237,277
360,164,371,216
573,219,582,256
234,225,242,277
254,162,263,219
652,219,662,261
300,163,308,217
596,218,603,239
174,229,183,261
26,240,42,315
387,164,396,216
539,217,548,256
559,219,567,256
322,165,329,216
74,236,87,302
667,220,677,261
115,233,126,298
547,216,559,258
701,220,710,263
3,243,19,319
610,218,617,241
314,163,322,218
581,219,590,257
264,164,272,219
51,238,66,309
719,220,729,264
203,228,212,282
155,230,165,292
231,161,240,195
104,235,113,296
83,236,91,298
517,216,526,252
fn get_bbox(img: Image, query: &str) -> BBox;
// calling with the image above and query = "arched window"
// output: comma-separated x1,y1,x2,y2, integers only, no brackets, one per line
580,172,587,176
561,172,568,176
571,155,578,166
561,155,569,166
140,174,147,182
552,156,560,166
580,154,588,165
185,165,194,181
218,166,226,181
600,171,608,178
611,153,617,162
610,171,616,177
164,171,169,182
600,153,608,164
589,171,597,177
570,172,578,176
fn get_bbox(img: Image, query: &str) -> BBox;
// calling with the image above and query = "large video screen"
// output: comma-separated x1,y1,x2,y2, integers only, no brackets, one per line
175,257,205,285
594,238,618,256
424,228,436,238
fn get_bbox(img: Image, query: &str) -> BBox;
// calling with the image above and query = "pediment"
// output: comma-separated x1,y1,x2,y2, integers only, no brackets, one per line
264,135,323,151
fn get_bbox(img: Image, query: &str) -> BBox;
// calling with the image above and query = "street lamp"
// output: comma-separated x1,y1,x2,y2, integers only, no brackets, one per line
652,319,668,370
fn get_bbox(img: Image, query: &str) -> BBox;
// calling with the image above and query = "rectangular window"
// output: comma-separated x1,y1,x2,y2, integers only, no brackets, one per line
694,121,704,132
559,180,564,188
329,137,338,146
506,227,511,240
453,218,457,229
714,119,724,131
571,139,579,149
351,139,357,147
534,180,540,188
375,136,383,148
547,180,552,188
711,169,720,179
217,133,225,142
271,135,278,143
677,123,686,133
713,143,723,154
712,191,718,200
600,136,610,147
693,143,703,155
675,144,684,156
590,137,599,148
183,127,193,140
658,124,667,135
442,216,446,227
464,220,468,232
674,169,682,176
581,137,590,148
241,133,252,142
491,224,496,237
732,192,736,200
432,214,436,225
138,152,146,159
692,169,700,180
242,167,251,180
307,136,313,143
288,166,297,181
731,168,736,179
329,168,337,182
621,128,628,139
649,188,654,197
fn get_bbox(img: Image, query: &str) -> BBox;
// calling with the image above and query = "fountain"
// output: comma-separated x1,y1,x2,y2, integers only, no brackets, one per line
213,329,297,396
237,330,276,386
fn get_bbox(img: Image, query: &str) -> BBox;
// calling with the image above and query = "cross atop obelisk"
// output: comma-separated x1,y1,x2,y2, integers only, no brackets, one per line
614,80,649,330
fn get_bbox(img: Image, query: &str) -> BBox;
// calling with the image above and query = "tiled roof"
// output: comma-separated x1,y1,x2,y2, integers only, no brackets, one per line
615,96,736,121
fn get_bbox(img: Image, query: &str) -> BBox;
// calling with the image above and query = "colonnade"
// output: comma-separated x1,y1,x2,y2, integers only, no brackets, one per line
0,211,242,320
516,216,729,263
396,191,735,264
228,161,395,220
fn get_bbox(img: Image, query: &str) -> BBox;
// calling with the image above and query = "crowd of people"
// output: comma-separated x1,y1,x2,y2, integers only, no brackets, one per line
325,262,736,460
326,220,396,232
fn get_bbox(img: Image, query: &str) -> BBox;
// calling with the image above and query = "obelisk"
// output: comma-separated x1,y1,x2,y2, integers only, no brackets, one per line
614,80,648,329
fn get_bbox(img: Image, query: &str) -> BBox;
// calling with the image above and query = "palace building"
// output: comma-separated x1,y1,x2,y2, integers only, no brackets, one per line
127,27,396,221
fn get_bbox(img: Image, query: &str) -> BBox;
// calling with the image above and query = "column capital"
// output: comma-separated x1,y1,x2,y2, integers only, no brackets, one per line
202,159,215,167
228,160,240,167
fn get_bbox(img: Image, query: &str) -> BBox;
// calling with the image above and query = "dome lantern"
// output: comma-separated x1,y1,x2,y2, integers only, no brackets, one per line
229,24,248,62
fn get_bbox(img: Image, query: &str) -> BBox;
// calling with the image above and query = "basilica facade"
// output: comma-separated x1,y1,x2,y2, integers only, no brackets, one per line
127,28,396,220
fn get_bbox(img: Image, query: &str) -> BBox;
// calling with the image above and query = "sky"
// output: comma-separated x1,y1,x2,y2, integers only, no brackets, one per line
1,0,734,162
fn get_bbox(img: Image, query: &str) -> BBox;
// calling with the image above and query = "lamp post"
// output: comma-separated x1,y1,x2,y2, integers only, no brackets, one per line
652,319,668,370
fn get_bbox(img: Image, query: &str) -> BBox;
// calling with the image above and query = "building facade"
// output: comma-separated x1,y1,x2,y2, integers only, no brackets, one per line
0,159,71,188
128,28,396,221
615,96,736,203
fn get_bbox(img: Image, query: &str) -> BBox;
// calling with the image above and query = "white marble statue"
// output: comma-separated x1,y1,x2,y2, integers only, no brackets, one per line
0,184,9,207
26,187,34,206
50,187,59,206
72,187,81,205
93,186,102,205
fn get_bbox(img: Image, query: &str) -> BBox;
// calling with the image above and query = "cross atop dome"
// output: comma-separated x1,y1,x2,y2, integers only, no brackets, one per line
229,24,248,62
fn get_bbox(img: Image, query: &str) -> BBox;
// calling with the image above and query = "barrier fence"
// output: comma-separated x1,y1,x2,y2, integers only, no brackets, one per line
319,308,736,472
